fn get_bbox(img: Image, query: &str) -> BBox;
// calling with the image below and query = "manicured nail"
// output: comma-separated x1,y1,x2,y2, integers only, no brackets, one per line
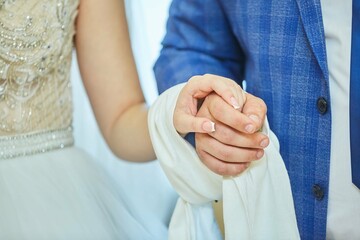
245,124,254,133
203,121,215,132
230,97,241,109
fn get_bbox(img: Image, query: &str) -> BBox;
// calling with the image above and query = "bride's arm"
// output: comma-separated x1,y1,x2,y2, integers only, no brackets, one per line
74,0,247,162
75,0,153,162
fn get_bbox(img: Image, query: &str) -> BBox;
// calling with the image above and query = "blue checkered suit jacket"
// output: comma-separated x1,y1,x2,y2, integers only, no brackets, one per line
154,0,331,239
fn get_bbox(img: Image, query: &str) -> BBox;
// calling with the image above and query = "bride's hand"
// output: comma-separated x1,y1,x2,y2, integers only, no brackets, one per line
173,74,246,136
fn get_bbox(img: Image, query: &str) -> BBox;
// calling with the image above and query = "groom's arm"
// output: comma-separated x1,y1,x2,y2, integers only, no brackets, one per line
154,0,245,92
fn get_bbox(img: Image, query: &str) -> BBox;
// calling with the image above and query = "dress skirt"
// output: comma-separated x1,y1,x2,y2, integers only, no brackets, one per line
0,146,160,240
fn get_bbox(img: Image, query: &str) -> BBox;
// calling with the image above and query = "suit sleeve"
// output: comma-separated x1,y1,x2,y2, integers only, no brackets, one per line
154,0,245,93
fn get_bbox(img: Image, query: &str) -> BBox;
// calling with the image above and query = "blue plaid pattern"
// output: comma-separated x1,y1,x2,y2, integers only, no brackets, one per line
154,0,331,239
350,0,360,189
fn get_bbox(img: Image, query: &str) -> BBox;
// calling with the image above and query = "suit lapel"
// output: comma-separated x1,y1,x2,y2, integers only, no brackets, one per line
295,0,328,79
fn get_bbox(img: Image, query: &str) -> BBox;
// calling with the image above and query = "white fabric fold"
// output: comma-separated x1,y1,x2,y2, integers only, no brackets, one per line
148,84,300,240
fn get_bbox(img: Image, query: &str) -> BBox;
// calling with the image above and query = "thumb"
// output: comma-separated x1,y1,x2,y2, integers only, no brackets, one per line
174,113,215,136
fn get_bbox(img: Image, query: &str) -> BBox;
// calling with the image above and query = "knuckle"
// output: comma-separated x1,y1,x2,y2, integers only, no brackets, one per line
231,164,246,175
234,113,246,125
257,98,267,113
189,75,200,82
230,79,239,88
239,163,250,172
196,149,206,161
250,133,266,146
203,73,213,79
240,149,258,162
216,162,228,175
263,103,268,114
223,88,233,97
242,150,255,162
211,102,225,118
236,82,243,90
217,128,234,144
217,148,231,162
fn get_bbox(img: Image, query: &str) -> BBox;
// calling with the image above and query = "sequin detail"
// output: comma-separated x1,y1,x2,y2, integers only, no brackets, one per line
0,127,74,159
0,0,79,135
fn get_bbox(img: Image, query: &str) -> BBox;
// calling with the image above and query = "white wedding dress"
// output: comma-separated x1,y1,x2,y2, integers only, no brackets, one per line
0,1,170,239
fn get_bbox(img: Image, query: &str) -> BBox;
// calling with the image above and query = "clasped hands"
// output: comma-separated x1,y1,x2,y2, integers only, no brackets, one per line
173,74,268,176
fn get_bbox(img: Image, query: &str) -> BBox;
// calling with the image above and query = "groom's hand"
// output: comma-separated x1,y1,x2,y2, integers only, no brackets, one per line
195,92,268,176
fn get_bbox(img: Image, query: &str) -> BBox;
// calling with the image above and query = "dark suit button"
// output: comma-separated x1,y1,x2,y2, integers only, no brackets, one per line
312,184,324,200
317,97,327,114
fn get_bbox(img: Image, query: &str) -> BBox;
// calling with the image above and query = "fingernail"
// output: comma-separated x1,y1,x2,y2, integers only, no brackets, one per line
256,150,264,159
245,124,254,133
202,121,215,132
230,97,241,109
260,138,269,148
248,114,259,124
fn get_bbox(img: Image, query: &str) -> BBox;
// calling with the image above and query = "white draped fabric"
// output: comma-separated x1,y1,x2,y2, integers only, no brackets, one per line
71,1,178,239
148,84,300,240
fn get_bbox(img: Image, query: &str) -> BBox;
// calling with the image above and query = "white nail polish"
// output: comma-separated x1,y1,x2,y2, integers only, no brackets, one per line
210,121,215,132
230,97,241,109
203,121,215,132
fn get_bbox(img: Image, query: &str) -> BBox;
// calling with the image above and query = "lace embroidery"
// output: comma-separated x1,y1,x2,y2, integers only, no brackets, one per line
0,0,79,135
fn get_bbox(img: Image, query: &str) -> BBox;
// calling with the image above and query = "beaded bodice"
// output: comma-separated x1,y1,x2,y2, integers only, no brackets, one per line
0,0,79,136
